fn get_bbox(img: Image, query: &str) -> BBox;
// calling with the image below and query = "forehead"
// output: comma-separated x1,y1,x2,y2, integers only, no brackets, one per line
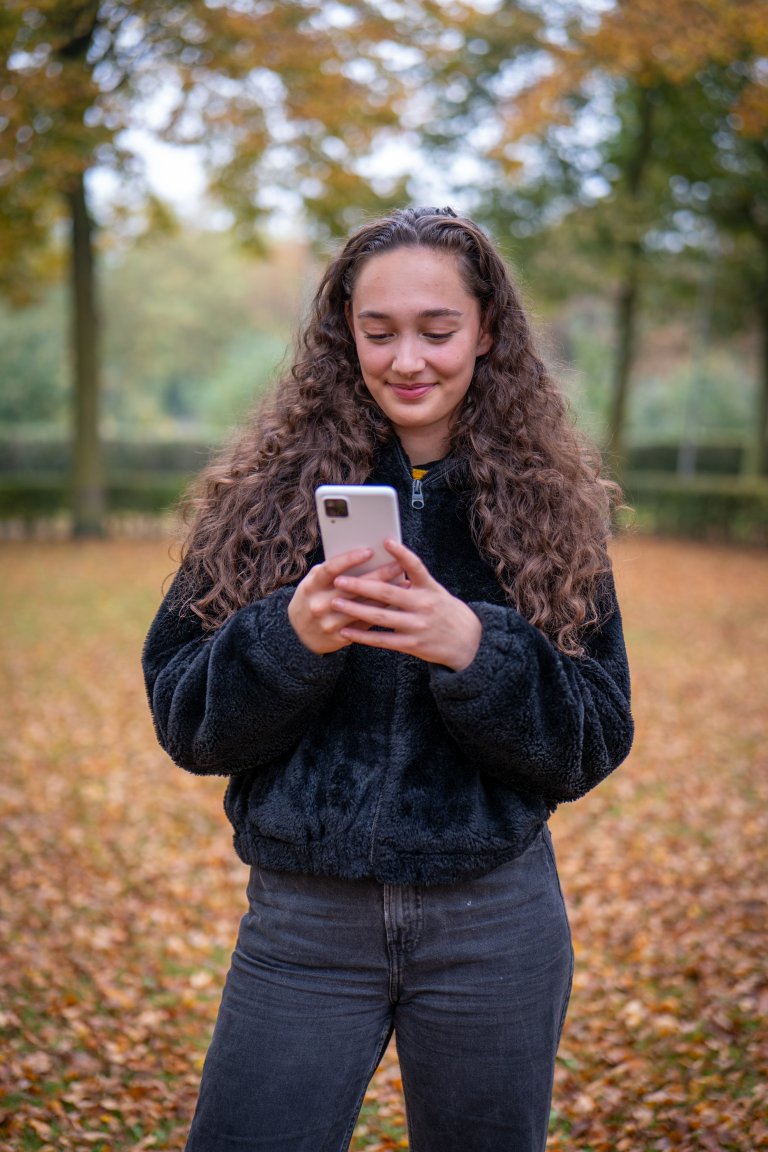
352,247,475,311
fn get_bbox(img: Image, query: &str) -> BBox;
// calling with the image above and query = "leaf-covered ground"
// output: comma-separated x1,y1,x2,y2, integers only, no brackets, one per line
0,535,766,1151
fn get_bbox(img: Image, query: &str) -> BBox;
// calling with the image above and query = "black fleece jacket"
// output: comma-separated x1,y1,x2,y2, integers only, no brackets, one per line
142,439,634,886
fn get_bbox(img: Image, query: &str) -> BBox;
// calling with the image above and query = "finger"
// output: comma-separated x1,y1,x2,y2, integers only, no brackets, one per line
316,547,374,583
333,575,417,611
332,597,420,632
305,583,373,626
382,539,434,586
339,625,416,653
311,605,376,638
358,559,404,584
314,602,365,627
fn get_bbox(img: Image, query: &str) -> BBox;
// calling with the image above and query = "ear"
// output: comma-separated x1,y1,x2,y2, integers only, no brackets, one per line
476,328,492,357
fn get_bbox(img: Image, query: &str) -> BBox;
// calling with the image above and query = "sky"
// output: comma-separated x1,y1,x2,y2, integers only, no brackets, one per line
89,127,433,237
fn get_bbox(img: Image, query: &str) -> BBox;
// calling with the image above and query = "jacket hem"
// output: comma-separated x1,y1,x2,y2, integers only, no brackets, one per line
232,820,547,887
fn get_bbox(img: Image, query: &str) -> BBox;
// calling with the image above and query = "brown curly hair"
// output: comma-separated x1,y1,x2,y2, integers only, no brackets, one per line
178,206,620,656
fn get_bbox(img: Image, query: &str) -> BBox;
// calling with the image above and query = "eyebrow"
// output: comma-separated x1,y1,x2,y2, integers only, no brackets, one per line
355,308,463,320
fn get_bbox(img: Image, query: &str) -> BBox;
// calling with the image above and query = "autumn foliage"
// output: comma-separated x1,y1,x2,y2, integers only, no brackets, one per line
0,534,766,1150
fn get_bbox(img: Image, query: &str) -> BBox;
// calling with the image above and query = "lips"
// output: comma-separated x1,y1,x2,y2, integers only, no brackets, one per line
387,383,436,399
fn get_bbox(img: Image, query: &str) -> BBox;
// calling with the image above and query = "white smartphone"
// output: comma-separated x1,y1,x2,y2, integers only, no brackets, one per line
315,485,402,577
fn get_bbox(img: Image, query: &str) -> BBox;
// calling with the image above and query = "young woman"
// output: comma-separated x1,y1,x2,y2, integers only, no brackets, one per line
142,206,634,1152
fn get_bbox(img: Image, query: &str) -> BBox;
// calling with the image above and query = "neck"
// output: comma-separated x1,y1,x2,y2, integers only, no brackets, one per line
395,427,448,466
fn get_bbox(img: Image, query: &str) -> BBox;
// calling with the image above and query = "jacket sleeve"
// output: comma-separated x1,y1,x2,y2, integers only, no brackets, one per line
429,574,633,802
141,574,349,776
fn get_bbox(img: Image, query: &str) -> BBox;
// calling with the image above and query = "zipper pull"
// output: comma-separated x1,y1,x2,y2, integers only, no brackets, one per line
411,478,425,509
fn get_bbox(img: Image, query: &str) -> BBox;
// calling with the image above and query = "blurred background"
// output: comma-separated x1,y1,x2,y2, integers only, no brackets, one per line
1,0,766,542
2,6,767,1151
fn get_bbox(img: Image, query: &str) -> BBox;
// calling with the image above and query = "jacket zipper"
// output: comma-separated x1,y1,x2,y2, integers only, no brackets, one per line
393,437,459,510
411,478,425,509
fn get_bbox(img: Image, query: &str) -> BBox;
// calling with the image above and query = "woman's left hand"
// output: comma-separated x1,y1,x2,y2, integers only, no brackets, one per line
331,539,482,672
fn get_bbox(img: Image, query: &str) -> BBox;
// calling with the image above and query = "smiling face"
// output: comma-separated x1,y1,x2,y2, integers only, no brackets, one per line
347,246,492,463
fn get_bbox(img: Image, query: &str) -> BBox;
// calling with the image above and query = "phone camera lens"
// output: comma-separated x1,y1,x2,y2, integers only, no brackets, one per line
324,498,349,518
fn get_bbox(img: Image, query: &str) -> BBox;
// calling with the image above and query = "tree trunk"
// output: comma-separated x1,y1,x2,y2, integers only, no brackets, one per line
607,242,641,472
606,86,656,477
741,256,768,478
677,246,718,477
67,171,104,537
755,321,768,478
756,264,768,477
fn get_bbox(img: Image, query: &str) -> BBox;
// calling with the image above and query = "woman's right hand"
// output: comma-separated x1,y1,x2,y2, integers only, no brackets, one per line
287,549,403,655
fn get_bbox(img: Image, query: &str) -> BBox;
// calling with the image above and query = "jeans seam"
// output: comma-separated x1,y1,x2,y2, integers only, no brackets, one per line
557,946,575,1042
542,827,575,1044
383,885,401,1003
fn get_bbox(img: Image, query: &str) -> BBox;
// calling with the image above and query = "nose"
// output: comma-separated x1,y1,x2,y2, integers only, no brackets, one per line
392,337,426,377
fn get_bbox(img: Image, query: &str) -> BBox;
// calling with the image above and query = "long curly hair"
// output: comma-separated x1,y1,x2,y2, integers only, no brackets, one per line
179,206,620,656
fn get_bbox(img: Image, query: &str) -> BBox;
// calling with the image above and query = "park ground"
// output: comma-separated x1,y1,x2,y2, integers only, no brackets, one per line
0,533,766,1151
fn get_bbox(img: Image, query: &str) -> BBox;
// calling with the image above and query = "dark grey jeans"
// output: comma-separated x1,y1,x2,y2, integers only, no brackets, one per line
185,826,573,1152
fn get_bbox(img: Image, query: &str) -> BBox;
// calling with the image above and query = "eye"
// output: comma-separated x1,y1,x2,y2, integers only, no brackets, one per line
363,332,393,342
423,331,454,342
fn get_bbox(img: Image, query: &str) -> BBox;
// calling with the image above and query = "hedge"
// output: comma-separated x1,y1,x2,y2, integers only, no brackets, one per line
625,442,745,475
0,437,751,479
1,470,767,546
622,474,768,546
0,439,214,475
0,473,188,519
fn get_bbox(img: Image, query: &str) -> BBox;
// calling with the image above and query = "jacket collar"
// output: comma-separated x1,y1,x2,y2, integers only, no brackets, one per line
373,434,467,491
